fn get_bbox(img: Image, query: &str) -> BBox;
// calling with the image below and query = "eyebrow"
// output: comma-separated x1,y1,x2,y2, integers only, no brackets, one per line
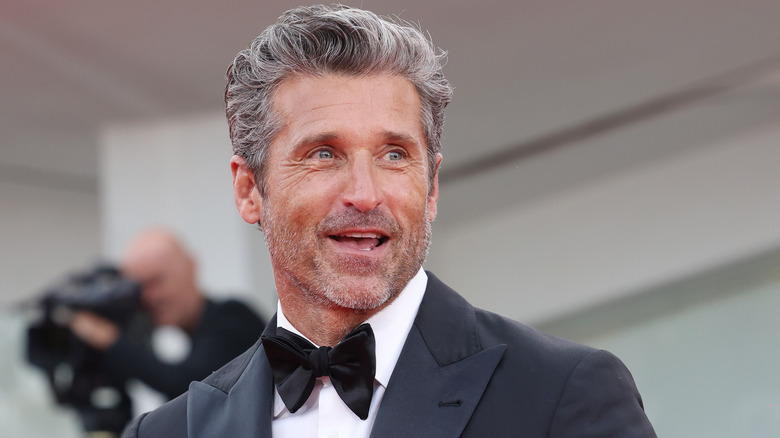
293,130,421,150
381,131,420,146
294,132,338,149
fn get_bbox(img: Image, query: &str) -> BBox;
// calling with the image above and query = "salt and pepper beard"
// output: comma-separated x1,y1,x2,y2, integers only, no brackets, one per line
260,196,432,311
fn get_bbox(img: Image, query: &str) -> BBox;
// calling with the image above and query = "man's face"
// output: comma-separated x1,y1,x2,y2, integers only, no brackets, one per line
238,73,440,311
123,250,192,327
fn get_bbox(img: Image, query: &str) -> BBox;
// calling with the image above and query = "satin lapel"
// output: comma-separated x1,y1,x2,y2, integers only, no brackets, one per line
369,273,506,438
370,328,505,437
188,325,276,437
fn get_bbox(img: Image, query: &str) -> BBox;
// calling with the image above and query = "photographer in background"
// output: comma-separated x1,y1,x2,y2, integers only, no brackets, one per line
69,228,265,400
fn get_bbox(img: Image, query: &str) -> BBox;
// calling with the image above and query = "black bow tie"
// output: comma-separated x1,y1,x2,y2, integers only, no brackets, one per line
261,324,376,420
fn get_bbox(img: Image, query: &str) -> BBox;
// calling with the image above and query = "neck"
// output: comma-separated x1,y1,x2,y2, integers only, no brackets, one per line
279,292,383,346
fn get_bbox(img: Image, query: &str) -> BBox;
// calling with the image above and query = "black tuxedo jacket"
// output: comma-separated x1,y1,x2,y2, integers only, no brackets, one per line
125,272,656,437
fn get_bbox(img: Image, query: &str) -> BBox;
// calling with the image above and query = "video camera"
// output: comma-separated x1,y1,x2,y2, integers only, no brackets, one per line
26,264,150,435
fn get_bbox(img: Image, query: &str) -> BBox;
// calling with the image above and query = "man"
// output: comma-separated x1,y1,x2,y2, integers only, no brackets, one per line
125,5,657,437
70,228,265,400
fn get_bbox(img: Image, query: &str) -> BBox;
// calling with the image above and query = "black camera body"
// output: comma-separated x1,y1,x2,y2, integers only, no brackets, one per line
26,264,149,434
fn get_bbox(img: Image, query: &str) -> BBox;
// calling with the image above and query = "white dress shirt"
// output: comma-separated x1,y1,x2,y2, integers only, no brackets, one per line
271,269,428,438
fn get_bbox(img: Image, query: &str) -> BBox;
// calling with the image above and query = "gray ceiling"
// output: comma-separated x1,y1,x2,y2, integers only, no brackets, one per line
2,0,780,192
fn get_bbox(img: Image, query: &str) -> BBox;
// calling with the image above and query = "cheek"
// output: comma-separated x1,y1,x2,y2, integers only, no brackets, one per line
388,186,430,224
396,173,429,202
273,176,341,216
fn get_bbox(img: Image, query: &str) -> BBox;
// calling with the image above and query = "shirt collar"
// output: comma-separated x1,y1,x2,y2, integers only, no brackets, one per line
363,268,427,387
273,268,428,415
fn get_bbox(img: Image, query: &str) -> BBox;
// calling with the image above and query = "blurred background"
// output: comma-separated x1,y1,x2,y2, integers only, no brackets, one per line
2,0,780,436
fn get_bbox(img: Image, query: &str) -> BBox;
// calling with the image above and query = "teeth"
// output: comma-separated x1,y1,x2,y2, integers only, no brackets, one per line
331,232,384,251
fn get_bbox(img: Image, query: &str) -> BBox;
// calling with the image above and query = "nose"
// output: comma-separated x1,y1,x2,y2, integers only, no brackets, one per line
341,153,383,212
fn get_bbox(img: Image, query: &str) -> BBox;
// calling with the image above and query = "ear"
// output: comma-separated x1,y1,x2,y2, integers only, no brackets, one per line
427,153,442,221
230,155,263,224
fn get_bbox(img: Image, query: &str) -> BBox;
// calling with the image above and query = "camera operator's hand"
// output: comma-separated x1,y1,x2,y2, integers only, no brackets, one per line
69,311,120,351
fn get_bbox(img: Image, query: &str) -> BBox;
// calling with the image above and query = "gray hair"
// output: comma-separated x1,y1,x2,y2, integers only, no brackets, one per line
225,4,453,194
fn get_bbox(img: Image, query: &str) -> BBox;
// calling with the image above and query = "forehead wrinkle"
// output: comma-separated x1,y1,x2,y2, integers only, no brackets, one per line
380,130,421,146
291,129,422,152
309,101,355,111
272,75,426,155
290,132,339,150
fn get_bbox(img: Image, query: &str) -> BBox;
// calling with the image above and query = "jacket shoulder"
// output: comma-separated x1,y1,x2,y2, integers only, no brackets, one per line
124,393,188,438
421,273,655,437
201,337,262,392
423,271,596,368
474,305,596,366
124,339,262,437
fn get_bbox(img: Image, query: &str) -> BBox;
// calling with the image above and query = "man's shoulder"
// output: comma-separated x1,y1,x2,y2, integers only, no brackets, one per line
124,340,262,437
124,393,188,438
200,337,262,391
421,273,656,437
472,304,597,369
423,271,597,369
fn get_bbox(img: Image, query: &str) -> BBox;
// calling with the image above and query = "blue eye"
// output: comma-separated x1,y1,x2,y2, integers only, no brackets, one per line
316,149,334,159
387,151,404,161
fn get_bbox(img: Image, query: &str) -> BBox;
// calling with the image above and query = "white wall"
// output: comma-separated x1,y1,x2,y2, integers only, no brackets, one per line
539,246,780,438
0,176,100,438
428,82,780,325
0,180,101,307
430,124,780,323
99,113,276,315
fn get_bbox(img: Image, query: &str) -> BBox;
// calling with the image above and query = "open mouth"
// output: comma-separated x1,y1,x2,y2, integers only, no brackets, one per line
330,232,389,251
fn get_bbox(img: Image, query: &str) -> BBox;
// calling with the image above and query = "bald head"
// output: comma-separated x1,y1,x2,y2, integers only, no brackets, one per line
123,229,193,272
121,228,205,331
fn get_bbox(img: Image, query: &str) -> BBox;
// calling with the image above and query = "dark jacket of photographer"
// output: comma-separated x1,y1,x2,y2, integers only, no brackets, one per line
103,298,264,399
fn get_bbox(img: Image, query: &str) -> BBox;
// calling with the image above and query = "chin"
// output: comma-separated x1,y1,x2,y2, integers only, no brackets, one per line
319,274,398,310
